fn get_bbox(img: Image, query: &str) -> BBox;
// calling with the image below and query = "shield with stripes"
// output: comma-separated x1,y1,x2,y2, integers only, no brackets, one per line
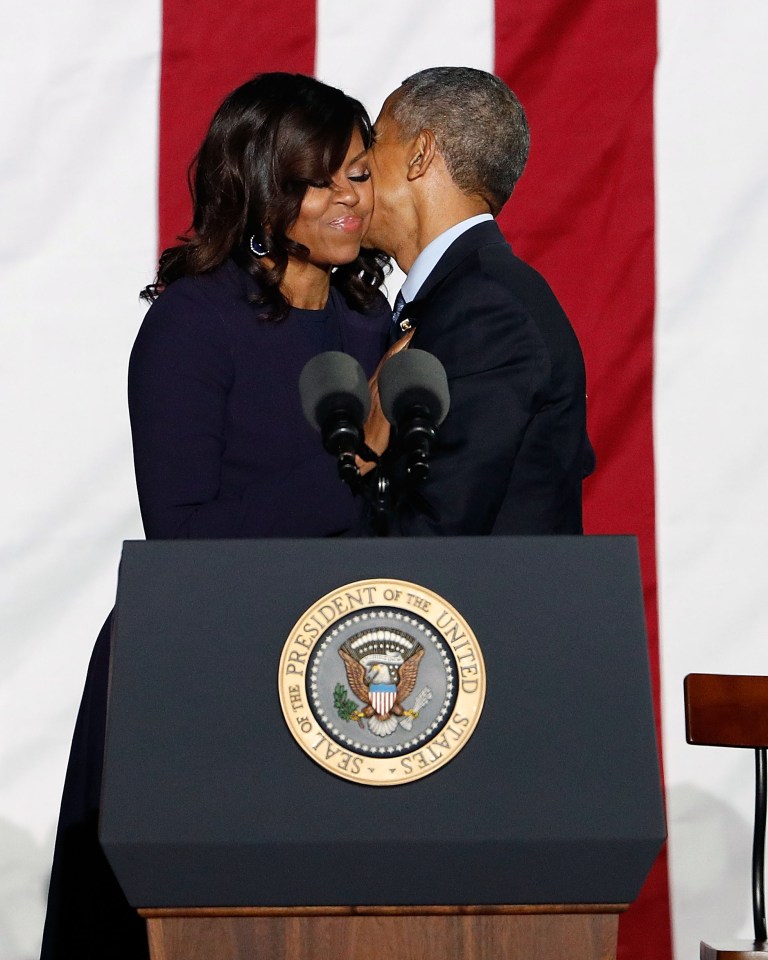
370,683,397,717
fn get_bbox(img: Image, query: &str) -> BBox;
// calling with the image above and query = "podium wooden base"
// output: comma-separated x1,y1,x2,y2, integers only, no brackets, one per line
141,905,624,960
700,942,768,959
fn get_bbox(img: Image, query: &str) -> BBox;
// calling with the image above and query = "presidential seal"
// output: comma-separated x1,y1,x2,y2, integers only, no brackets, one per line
278,579,485,786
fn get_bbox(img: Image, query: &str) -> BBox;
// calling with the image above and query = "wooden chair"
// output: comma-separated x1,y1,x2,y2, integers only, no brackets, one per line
684,674,768,959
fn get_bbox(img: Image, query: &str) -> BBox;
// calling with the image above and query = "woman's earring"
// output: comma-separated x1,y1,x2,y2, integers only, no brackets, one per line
249,235,269,257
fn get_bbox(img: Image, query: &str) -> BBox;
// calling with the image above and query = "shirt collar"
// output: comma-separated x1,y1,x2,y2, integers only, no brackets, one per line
400,213,494,303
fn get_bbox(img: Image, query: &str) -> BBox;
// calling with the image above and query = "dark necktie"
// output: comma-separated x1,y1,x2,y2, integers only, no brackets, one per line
392,290,406,323
390,291,414,342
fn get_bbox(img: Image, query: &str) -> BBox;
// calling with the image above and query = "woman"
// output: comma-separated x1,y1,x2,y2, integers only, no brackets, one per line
133,72,390,540
41,73,390,959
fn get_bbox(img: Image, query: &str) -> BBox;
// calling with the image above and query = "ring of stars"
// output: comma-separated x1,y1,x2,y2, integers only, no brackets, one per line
307,608,458,756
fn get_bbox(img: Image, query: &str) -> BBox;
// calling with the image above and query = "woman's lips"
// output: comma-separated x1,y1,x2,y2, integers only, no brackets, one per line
328,216,365,233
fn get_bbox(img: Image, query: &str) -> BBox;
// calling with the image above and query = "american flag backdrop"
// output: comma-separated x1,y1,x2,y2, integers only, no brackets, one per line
2,2,768,958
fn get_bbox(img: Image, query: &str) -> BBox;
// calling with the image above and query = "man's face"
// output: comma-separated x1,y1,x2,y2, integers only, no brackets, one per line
365,94,411,255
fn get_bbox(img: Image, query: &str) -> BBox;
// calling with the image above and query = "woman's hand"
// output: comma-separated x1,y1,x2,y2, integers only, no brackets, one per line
357,328,415,476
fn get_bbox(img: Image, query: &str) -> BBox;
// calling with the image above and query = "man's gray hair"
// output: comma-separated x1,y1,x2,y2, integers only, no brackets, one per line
391,66,530,215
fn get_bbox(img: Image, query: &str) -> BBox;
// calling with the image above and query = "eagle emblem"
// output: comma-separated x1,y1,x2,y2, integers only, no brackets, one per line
338,629,432,737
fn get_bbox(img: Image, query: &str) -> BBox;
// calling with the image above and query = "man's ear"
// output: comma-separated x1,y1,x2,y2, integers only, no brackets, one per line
406,129,437,181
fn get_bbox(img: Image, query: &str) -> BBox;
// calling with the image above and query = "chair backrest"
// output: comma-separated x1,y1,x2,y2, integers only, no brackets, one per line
685,674,768,749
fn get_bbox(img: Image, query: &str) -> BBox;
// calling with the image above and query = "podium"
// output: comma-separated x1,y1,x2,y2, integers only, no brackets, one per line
100,536,665,960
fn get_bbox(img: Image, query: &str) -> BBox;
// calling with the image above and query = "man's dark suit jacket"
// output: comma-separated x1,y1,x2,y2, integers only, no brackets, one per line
389,219,594,535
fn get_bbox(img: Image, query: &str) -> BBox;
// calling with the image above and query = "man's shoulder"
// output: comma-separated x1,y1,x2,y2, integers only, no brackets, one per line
422,239,541,319
429,230,570,328
412,225,583,378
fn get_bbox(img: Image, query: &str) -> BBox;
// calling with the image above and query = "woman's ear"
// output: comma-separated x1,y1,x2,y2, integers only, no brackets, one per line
406,129,437,181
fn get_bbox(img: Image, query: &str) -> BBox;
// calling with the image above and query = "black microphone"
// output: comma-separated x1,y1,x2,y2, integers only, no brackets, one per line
378,349,450,481
299,352,371,485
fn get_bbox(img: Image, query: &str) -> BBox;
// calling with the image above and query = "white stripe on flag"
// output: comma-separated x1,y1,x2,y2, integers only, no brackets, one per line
0,2,161,955
656,1,768,957
315,0,494,121
315,0,494,299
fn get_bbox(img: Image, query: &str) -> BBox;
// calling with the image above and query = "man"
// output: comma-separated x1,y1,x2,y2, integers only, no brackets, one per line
365,66,594,534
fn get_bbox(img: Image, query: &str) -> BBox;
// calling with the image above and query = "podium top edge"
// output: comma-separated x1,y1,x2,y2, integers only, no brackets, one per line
120,534,639,547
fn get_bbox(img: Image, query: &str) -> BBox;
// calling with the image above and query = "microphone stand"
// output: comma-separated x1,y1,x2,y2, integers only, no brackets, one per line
396,407,438,484
343,442,391,537
320,411,392,536
325,409,440,538
350,421,437,537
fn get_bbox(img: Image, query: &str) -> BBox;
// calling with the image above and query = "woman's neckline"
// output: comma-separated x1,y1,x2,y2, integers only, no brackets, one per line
289,287,336,318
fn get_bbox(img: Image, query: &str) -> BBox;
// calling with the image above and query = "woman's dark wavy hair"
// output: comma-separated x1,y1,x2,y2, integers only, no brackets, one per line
141,73,389,319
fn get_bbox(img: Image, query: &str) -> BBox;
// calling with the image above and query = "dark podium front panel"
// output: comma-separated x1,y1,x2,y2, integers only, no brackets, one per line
100,536,665,909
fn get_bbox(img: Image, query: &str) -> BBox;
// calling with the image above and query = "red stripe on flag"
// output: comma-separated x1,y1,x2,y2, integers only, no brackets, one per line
494,3,671,959
158,0,316,251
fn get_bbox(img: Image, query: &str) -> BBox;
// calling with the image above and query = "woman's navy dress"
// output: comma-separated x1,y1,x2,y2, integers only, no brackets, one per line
40,261,390,958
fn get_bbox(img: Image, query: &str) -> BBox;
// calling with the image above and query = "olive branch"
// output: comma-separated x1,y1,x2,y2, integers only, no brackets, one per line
334,684,363,726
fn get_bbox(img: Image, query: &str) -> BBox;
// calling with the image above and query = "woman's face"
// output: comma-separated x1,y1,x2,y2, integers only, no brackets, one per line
288,129,372,268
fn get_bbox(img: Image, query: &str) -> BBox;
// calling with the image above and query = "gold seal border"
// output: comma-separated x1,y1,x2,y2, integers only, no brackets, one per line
278,578,486,787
